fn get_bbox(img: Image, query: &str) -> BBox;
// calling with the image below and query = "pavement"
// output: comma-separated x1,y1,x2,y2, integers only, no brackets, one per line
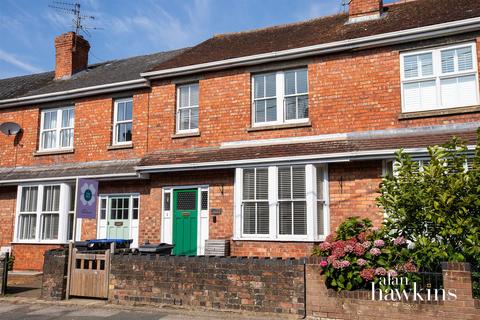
1,274,292,319
0,299,284,320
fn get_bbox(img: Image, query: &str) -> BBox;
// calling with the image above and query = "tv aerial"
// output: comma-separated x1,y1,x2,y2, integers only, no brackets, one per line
48,1,102,38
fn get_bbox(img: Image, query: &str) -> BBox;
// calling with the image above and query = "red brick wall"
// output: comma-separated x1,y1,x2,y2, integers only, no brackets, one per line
231,241,317,258
0,187,16,247
0,91,149,168
11,244,62,271
1,36,479,168
329,161,384,231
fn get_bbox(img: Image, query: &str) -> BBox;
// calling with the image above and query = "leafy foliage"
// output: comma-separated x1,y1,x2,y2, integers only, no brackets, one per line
377,131,480,270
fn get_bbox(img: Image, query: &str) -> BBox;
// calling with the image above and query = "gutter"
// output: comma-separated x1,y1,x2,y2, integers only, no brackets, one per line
135,145,477,173
0,79,149,109
141,17,480,79
0,172,148,186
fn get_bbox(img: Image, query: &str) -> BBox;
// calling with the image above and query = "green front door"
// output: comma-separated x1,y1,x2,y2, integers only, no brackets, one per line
107,197,130,239
173,189,198,256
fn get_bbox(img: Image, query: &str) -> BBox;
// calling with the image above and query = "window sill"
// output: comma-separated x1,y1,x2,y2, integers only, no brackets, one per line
231,237,320,242
247,121,311,132
399,105,480,120
33,149,74,157
107,143,133,150
172,131,201,139
11,241,67,245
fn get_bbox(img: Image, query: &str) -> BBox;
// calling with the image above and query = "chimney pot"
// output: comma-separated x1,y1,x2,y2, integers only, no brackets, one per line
54,32,90,80
349,0,384,22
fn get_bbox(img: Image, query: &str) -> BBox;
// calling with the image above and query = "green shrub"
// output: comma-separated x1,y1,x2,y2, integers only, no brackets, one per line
377,130,480,270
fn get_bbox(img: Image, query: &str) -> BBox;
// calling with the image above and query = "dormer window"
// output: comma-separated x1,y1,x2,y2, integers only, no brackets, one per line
39,106,75,151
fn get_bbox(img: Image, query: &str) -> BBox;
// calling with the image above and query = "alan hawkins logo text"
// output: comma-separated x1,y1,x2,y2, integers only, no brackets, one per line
371,274,457,302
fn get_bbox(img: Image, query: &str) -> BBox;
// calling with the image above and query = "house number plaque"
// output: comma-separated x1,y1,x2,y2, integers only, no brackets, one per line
210,208,222,216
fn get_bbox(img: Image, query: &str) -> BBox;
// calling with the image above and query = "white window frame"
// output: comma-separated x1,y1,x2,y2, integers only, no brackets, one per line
112,97,133,146
39,106,75,151
14,183,72,244
251,68,309,127
234,164,329,242
176,83,199,134
400,42,479,113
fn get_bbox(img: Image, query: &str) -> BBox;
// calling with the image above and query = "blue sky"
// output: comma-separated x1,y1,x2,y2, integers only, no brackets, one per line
0,0,395,79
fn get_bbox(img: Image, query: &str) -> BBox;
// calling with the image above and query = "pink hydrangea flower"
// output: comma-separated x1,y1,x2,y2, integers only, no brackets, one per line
327,255,338,263
318,242,332,252
393,236,406,246
369,248,381,256
325,234,335,243
373,239,385,248
357,232,367,242
360,268,375,281
375,267,387,276
344,244,354,253
333,260,350,269
353,243,366,256
403,262,417,273
356,258,367,266
362,241,372,249
387,270,398,277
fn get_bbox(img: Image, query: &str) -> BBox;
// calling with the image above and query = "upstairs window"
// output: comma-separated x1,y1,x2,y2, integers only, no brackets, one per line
401,43,478,113
40,107,74,151
177,83,199,133
113,98,133,145
252,68,308,126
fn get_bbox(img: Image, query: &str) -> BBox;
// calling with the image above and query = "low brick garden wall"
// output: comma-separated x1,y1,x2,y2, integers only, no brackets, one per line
306,258,480,319
41,249,68,300
41,251,480,319
0,253,7,295
109,254,305,315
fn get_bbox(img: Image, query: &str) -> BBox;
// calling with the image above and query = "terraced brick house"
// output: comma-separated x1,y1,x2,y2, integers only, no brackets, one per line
1,0,480,271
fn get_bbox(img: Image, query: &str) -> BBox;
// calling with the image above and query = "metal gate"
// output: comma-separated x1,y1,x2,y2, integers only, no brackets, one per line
67,246,111,299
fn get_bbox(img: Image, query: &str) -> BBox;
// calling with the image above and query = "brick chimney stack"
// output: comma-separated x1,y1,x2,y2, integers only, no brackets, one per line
349,0,384,23
54,32,90,80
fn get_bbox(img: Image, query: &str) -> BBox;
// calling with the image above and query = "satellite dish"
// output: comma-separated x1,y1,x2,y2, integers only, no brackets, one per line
0,122,22,136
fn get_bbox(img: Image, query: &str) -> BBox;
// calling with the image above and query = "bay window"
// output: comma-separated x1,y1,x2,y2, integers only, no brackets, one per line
401,43,479,113
15,183,73,243
252,68,309,126
235,164,329,241
40,107,75,151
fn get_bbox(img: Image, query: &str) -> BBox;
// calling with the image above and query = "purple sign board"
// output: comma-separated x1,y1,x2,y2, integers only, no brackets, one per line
76,178,99,219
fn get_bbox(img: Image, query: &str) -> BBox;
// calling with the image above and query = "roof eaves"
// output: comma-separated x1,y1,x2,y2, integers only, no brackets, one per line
0,78,149,109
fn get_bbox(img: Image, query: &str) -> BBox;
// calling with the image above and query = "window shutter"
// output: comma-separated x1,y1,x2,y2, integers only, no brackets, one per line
316,167,325,235
279,202,292,235
292,166,306,198
255,168,268,200
458,47,473,71
293,202,307,235
256,202,270,234
243,169,255,200
278,167,291,199
404,55,419,78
